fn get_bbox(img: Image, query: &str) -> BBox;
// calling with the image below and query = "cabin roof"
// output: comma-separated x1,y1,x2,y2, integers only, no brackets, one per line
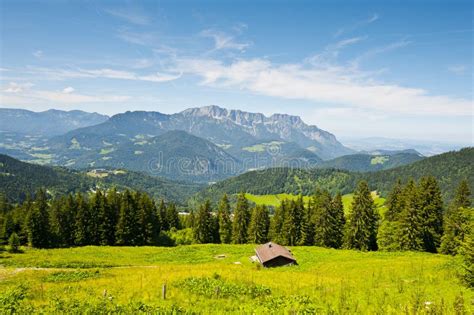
255,242,296,264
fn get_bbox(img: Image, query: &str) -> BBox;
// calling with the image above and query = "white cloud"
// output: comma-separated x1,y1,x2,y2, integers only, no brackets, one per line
447,65,467,75
105,8,150,25
117,30,157,46
309,36,366,65
1,88,130,105
200,29,250,51
351,39,411,67
335,13,379,37
232,23,248,34
175,57,472,116
34,90,130,103
26,67,181,83
62,86,75,94
333,37,366,50
33,50,43,58
367,13,379,23
3,82,34,93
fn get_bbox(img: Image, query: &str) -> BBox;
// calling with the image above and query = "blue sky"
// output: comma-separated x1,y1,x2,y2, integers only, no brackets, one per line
0,0,472,143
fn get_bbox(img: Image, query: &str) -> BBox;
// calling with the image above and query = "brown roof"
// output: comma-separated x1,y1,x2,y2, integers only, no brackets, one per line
255,242,296,264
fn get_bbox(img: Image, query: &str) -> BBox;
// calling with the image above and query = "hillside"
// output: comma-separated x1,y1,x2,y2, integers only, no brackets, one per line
49,130,241,182
0,154,203,204
317,152,424,172
194,148,473,203
364,147,473,199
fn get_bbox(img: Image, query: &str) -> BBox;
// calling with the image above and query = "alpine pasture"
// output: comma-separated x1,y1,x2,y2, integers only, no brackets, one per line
0,245,470,314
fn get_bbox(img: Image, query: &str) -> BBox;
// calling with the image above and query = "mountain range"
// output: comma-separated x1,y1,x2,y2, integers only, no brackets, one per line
0,106,429,182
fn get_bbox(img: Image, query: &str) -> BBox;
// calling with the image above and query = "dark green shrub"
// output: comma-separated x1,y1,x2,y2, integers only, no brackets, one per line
8,232,21,253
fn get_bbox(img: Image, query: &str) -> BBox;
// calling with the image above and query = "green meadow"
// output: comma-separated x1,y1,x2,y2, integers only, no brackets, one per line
0,245,470,314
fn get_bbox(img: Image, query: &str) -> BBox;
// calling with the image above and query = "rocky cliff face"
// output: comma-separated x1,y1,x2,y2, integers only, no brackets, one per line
172,105,352,159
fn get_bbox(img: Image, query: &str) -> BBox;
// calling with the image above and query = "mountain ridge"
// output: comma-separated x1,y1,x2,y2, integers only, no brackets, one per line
0,108,109,136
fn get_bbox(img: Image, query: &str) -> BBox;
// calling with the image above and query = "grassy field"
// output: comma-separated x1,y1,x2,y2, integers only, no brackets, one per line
245,192,387,215
0,245,470,314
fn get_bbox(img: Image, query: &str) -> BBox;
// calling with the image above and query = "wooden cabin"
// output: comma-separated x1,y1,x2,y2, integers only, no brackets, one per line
254,242,297,267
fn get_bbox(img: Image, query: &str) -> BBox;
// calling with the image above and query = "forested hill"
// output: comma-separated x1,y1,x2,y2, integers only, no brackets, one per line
0,154,203,204
317,152,424,172
364,147,473,199
194,148,473,203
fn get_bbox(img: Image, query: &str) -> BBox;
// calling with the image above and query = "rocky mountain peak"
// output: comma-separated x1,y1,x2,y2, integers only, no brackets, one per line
180,105,228,118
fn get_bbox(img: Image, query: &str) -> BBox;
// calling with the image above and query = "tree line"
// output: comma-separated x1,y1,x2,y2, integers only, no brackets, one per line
0,188,181,248
0,177,471,255
192,178,471,254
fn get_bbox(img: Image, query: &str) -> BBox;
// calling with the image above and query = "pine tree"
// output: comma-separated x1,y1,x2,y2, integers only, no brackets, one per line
441,181,472,255
88,190,105,245
459,217,473,288
331,192,346,249
137,193,159,245
26,189,51,248
232,193,250,244
312,190,345,249
378,181,404,251
158,199,168,231
61,194,77,246
282,200,301,246
210,213,220,243
0,193,10,215
104,188,121,245
74,193,92,246
385,179,404,221
418,176,444,252
49,197,67,247
313,189,333,247
299,197,315,246
217,194,232,244
295,195,305,243
166,203,180,230
2,212,14,243
344,181,379,251
193,200,213,244
398,179,424,251
269,200,286,244
115,190,140,246
187,209,196,229
96,190,117,246
247,205,270,244
18,196,33,245
280,195,304,246
451,180,472,210
377,220,401,251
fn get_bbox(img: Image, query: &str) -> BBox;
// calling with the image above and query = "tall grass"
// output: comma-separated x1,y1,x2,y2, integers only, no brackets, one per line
0,245,471,314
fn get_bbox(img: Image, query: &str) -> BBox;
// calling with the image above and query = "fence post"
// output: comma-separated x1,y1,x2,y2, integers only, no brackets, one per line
162,283,167,300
